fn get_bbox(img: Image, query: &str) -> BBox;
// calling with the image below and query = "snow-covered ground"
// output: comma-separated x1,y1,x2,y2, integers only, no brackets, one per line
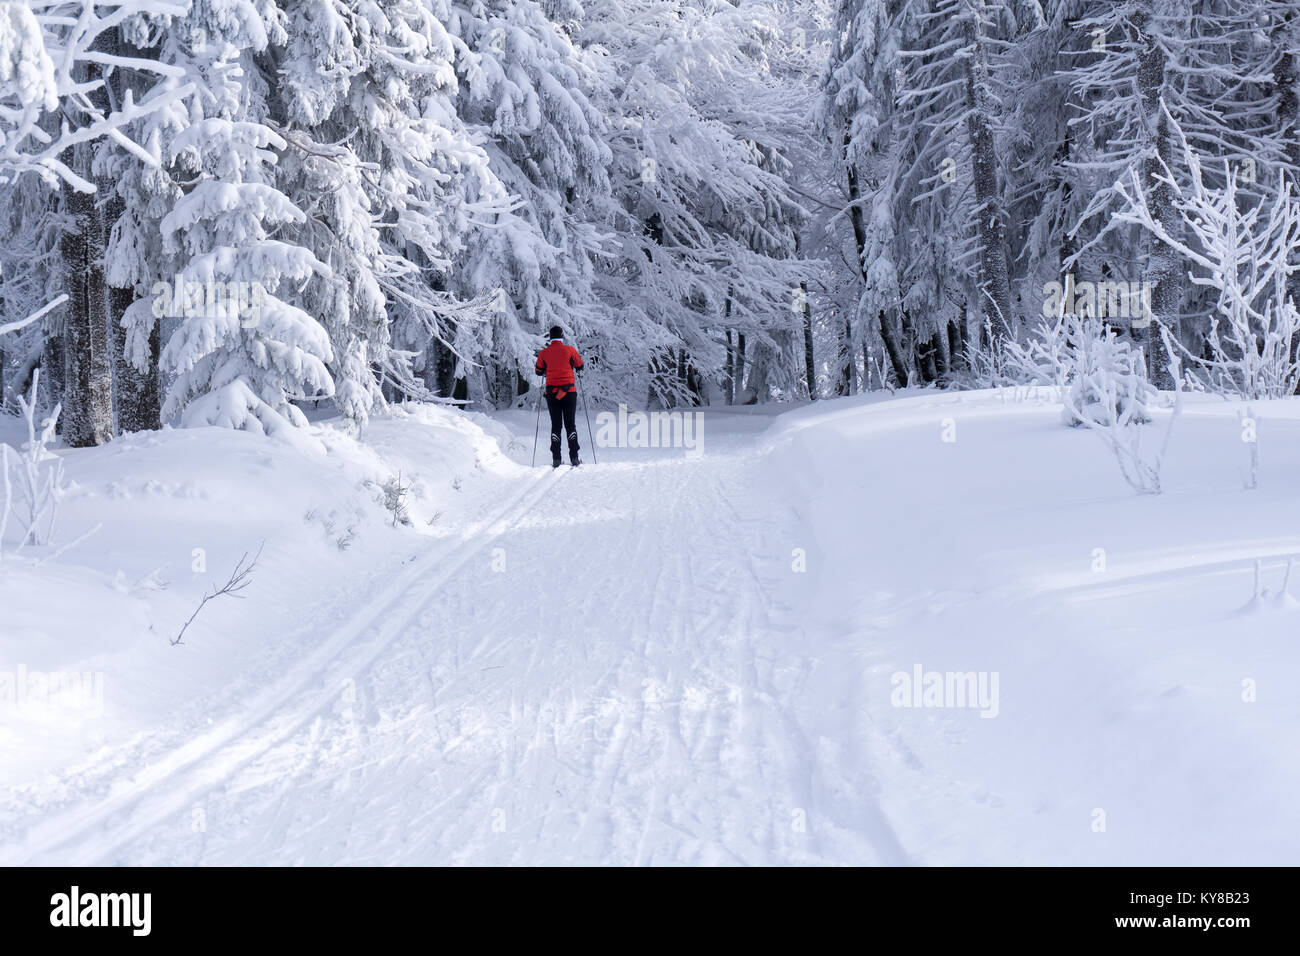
2,390,1298,865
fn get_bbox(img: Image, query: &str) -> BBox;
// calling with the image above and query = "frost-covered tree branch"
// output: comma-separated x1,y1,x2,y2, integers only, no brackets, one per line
0,0,191,191
1114,107,1300,401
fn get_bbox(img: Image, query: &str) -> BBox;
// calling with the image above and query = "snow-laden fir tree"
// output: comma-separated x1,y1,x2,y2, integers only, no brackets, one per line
157,0,335,434
893,0,1032,359
442,0,613,408
819,0,912,386
268,0,509,427
581,0,806,406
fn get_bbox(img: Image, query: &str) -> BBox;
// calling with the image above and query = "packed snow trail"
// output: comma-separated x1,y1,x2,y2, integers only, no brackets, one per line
139,452,904,865
3,393,1299,865
0,425,906,865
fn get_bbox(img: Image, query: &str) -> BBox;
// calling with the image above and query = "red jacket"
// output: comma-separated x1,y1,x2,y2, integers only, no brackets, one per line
535,340,584,387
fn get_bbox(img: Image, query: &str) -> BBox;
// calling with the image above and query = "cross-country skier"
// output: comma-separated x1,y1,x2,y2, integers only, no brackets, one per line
535,325,585,467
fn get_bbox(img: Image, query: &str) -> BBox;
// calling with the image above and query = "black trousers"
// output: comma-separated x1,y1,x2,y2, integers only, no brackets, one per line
546,387,579,461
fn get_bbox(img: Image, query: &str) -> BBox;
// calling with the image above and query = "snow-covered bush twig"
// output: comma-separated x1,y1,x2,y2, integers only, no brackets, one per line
1004,313,1074,388
1,368,66,548
964,318,1019,388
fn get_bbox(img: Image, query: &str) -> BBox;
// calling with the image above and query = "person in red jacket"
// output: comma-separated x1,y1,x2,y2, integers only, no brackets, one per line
535,325,585,467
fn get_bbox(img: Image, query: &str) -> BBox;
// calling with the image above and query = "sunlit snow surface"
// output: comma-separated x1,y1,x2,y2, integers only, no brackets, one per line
2,390,1297,864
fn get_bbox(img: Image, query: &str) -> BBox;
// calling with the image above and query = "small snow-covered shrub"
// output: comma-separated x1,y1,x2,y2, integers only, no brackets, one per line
1057,316,1154,429
1013,312,1175,494
1007,311,1154,425
368,473,411,528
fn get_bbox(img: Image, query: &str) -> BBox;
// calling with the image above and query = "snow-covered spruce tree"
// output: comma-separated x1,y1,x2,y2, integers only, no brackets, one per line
819,0,913,388
157,1,334,434
1267,1,1300,336
890,0,1031,369
1000,1,1095,342
266,0,509,427
0,0,188,191
443,0,613,408
764,1,837,401
734,13,819,406
581,0,806,406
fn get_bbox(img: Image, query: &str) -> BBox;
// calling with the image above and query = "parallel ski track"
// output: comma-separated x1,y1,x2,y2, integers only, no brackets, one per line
0,467,566,865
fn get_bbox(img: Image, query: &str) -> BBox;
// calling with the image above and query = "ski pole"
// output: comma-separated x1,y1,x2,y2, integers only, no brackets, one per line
576,369,596,464
531,382,543,468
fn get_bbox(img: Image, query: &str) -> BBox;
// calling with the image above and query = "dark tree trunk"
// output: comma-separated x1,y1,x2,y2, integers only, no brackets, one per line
948,319,966,373
801,281,816,400
916,333,938,384
724,328,734,405
1134,5,1181,389
962,15,1014,346
873,311,906,387
422,318,460,399
1056,117,1077,272
735,331,746,399
1056,17,1081,275
933,329,950,383
111,284,160,432
42,332,66,413
60,141,114,447
685,356,704,406
839,318,854,395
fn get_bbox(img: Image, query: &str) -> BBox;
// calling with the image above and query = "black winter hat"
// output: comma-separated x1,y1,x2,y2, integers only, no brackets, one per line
548,325,564,340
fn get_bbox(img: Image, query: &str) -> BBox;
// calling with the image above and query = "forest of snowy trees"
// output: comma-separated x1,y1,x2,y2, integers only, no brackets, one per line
3,0,1300,443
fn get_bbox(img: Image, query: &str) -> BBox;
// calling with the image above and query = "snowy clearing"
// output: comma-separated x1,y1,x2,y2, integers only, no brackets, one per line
2,390,1296,865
